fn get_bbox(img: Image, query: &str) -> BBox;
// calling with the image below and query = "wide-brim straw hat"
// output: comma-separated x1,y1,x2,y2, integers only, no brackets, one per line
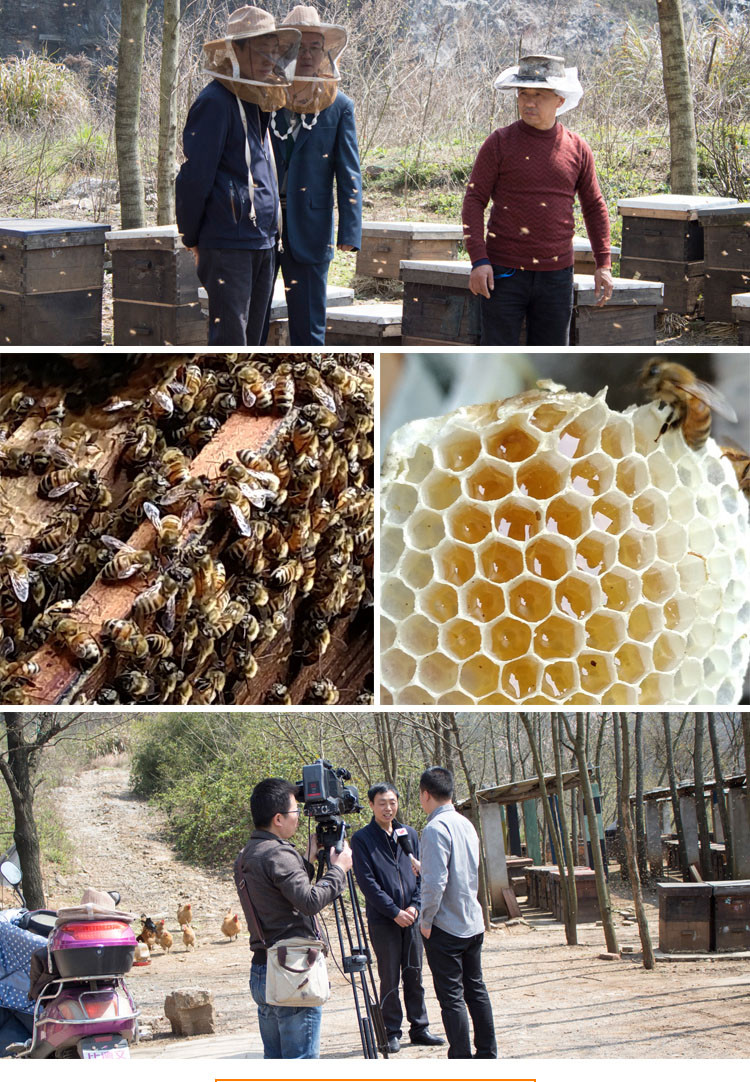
281,5,347,57
493,54,583,115
55,887,136,925
204,5,301,54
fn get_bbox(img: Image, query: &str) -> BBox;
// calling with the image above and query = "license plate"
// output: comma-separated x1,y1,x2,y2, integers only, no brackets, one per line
79,1035,131,1060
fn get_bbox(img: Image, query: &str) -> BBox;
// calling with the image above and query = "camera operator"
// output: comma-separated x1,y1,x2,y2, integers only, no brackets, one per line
351,783,444,1053
237,776,352,1058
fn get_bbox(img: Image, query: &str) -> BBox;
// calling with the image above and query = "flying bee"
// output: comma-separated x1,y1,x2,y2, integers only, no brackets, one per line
131,573,179,631
639,359,738,450
0,551,58,602
264,682,291,705
51,616,101,668
100,537,154,581
38,467,99,499
272,365,295,413
101,618,150,660
307,678,340,705
0,447,32,475
235,364,272,410
720,446,750,499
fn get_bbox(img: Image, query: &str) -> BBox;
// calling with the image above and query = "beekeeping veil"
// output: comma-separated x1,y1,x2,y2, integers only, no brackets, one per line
493,54,583,115
203,5,301,112
275,5,347,128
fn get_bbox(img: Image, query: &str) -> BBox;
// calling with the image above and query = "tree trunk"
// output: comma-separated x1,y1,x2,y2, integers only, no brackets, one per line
707,714,733,878
656,0,698,192
618,716,655,969
663,715,690,879
2,713,46,909
634,713,648,880
552,715,578,944
115,0,148,228
694,713,713,879
612,713,628,879
157,0,180,225
448,715,491,930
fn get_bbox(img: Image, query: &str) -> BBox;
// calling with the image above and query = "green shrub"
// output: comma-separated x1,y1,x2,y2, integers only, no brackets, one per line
0,53,90,127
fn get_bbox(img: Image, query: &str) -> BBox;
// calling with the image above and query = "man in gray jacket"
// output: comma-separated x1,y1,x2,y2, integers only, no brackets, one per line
419,766,497,1058
237,776,352,1057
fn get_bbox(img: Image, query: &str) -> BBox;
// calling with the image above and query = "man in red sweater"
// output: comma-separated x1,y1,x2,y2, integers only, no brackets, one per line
462,55,613,345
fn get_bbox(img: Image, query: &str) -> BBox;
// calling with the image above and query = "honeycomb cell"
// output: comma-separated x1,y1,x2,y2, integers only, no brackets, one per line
577,652,615,695
592,493,631,535
529,401,571,432
652,631,685,672
434,542,476,587
381,527,403,573
556,574,601,619
464,461,514,502
501,657,541,698
419,582,458,623
404,509,445,551
381,617,396,652
398,685,435,705
656,521,688,562
615,642,651,683
417,653,459,694
678,553,708,592
600,418,634,459
685,621,715,655
639,673,674,704
641,563,678,604
648,450,677,490
602,683,638,705
632,489,668,529
664,596,696,632
566,693,598,706
669,486,695,522
557,405,606,458
400,550,434,590
441,619,482,661
479,539,524,583
437,692,472,705
446,504,492,545
618,529,656,571
628,603,664,642
517,453,569,499
494,498,543,541
706,551,733,582
534,615,582,659
381,648,416,688
383,482,418,524
696,584,723,619
575,531,617,575
462,582,505,623
399,615,439,656
436,428,481,472
585,611,626,652
570,453,614,497
381,580,415,621
489,618,532,661
600,568,640,612
459,656,501,697
380,687,394,705
525,536,572,580
478,693,514,705
616,457,649,498
508,581,553,622
696,488,721,520
421,470,462,511
484,422,539,462
721,484,739,514
405,444,435,484
541,661,578,698
677,458,705,486
688,518,717,558
546,493,590,539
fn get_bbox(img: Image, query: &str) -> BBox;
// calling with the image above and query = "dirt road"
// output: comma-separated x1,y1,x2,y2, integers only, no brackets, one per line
47,759,750,1059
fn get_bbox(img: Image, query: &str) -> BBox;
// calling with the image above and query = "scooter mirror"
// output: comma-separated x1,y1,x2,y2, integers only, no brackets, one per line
0,860,22,887
108,891,121,907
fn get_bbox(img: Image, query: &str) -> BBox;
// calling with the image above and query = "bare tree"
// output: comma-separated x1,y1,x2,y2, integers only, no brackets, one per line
656,0,698,192
707,714,733,878
552,715,578,945
634,713,648,879
618,715,655,969
694,713,713,879
157,0,181,224
115,0,148,228
663,714,690,880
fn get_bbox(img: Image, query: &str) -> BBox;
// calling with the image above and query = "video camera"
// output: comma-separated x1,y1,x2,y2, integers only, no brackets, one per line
296,759,361,852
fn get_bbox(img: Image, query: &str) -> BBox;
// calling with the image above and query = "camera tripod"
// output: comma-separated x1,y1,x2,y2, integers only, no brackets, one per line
315,820,388,1059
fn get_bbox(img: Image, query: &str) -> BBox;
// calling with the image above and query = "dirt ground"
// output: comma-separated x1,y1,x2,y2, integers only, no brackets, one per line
41,758,750,1060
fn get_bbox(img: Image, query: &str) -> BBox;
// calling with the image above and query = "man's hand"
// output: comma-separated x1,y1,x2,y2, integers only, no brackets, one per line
394,908,416,927
594,266,614,307
185,245,199,268
408,855,421,876
330,842,353,873
420,923,431,940
305,836,321,864
337,244,356,252
469,264,494,298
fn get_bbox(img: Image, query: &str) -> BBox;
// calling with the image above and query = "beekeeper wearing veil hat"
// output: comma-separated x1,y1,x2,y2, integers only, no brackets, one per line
461,53,614,346
176,7,301,346
267,5,362,345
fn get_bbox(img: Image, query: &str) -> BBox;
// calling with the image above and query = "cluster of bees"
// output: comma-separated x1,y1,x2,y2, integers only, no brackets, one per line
0,354,374,705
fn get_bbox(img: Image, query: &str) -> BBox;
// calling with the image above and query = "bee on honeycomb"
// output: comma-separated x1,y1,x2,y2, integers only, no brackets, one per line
380,383,750,707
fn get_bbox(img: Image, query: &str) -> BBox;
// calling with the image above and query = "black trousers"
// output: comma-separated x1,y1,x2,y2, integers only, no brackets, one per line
423,925,497,1058
197,247,275,346
368,921,430,1040
479,264,574,346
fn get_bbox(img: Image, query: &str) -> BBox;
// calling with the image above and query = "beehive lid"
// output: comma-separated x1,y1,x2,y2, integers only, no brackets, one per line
711,881,750,897
696,203,750,225
400,259,472,285
657,883,713,897
732,292,750,309
0,218,110,248
325,303,402,326
362,221,463,240
575,275,663,305
106,225,183,251
573,236,621,258
197,282,355,319
618,195,739,220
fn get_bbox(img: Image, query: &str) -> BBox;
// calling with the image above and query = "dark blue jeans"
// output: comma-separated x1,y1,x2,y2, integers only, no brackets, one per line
423,926,497,1059
368,920,431,1040
277,248,330,346
480,265,574,346
197,247,275,346
250,963,322,1059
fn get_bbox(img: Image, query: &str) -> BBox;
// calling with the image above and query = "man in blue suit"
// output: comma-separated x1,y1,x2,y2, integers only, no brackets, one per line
270,6,362,345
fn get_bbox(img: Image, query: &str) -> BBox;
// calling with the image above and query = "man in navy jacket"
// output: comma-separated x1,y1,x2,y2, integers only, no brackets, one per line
351,783,444,1054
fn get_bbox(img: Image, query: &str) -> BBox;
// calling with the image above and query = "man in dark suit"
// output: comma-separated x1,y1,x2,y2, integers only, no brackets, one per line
269,6,362,344
351,783,444,1054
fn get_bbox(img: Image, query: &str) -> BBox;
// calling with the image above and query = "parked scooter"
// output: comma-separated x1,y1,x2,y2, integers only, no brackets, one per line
0,861,139,1059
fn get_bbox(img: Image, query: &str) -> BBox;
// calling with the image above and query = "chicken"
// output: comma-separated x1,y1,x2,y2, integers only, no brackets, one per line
221,912,241,941
155,919,173,953
176,902,192,927
181,923,196,951
137,915,158,951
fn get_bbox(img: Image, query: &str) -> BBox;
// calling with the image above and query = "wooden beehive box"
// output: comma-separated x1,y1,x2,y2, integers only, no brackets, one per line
572,275,662,345
711,881,750,953
697,204,750,322
0,218,109,345
732,292,750,346
618,256,704,315
658,882,712,953
356,221,463,279
325,303,402,346
550,868,601,923
572,236,621,274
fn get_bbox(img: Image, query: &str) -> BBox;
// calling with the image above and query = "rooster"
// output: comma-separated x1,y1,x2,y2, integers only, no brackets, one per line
221,912,241,941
